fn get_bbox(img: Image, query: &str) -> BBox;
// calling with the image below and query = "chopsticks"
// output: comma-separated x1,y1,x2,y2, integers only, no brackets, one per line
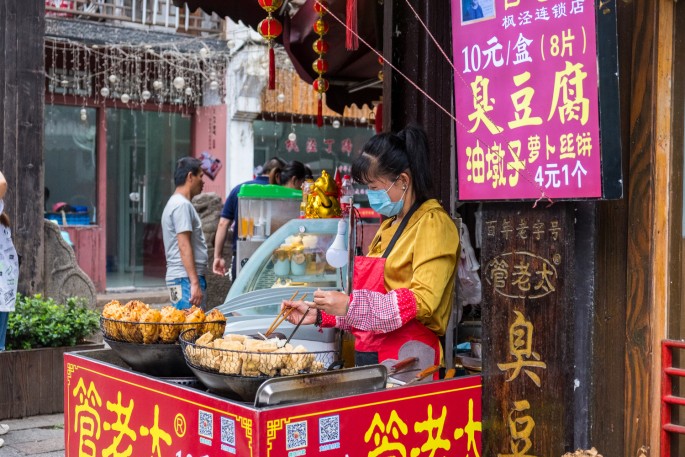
284,307,310,345
264,291,308,338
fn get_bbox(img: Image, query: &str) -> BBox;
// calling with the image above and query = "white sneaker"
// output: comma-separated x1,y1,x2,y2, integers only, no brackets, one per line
0,424,8,435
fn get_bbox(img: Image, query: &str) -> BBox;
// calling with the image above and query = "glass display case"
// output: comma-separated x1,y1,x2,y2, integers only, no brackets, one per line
227,218,348,301
236,184,302,276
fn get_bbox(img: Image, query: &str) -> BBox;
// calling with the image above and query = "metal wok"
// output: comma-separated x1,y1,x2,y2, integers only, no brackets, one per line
186,364,269,402
179,328,341,402
104,337,193,377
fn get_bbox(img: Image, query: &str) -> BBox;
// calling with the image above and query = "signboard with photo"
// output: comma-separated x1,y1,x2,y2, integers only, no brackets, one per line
451,0,621,201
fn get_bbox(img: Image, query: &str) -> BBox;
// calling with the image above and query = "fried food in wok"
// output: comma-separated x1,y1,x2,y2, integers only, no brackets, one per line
203,308,226,338
140,308,162,344
158,306,185,343
102,301,226,344
183,332,325,377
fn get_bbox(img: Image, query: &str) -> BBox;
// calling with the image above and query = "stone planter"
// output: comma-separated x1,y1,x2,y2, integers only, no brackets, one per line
0,342,104,420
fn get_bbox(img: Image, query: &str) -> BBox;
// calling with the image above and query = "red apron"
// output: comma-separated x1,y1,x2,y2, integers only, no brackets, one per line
350,201,441,372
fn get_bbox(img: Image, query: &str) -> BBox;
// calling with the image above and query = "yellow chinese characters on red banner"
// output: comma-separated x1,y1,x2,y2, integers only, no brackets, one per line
452,0,601,200
65,353,482,457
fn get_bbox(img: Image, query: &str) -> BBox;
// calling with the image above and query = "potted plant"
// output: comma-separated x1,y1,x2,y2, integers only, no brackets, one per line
0,294,102,420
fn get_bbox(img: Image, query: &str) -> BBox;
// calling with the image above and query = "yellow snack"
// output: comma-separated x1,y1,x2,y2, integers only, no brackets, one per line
203,308,226,338
140,309,161,344
159,306,185,343
195,331,215,347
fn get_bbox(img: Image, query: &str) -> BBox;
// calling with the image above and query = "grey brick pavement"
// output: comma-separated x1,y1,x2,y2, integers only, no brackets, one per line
0,414,64,457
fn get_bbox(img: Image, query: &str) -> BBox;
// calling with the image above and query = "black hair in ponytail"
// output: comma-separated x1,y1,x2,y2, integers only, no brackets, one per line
352,123,433,203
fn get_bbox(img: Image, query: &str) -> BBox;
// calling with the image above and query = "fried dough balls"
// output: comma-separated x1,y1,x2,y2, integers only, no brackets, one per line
101,301,225,344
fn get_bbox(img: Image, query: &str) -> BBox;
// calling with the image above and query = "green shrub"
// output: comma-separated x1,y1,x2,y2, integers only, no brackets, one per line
6,294,99,350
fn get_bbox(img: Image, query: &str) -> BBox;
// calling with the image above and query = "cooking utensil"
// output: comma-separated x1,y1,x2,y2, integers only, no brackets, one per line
284,307,311,345
104,337,194,377
265,292,308,337
388,357,418,375
179,328,339,402
404,365,440,385
457,355,482,374
254,365,387,407
187,364,268,402
264,290,300,336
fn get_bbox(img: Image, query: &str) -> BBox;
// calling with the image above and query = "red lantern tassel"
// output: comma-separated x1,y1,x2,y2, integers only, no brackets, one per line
317,98,324,128
268,46,276,90
346,0,358,51
375,102,383,133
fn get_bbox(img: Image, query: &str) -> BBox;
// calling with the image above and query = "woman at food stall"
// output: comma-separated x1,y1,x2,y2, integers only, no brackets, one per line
283,124,459,371
272,160,308,190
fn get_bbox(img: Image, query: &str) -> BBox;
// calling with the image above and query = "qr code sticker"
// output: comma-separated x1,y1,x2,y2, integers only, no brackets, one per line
221,417,236,445
319,416,339,444
198,410,213,439
286,421,307,450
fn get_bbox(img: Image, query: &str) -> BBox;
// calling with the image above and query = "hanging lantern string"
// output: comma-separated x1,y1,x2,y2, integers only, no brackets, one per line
314,0,551,206
315,1,455,123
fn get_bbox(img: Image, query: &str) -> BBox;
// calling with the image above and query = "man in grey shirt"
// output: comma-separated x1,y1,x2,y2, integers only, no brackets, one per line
162,157,208,309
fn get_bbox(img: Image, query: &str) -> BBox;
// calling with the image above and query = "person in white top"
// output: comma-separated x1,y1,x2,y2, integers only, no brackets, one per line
0,170,19,447
161,157,208,309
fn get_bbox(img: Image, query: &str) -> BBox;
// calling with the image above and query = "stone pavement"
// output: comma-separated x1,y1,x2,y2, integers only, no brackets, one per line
0,414,64,457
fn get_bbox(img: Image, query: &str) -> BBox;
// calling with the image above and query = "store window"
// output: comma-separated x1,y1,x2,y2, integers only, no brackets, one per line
253,121,374,178
44,105,98,225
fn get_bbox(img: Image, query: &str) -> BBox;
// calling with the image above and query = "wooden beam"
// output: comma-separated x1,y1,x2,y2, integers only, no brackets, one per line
652,0,675,451
0,0,45,294
382,0,453,209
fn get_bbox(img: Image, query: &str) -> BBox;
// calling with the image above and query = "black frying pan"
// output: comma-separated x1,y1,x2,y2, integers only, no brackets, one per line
105,337,193,377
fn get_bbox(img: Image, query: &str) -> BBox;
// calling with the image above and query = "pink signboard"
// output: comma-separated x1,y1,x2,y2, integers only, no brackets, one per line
452,0,601,200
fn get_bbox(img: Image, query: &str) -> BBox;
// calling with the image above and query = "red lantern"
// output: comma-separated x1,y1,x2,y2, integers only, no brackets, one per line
313,18,329,35
313,1,329,128
313,38,329,55
257,0,283,90
313,0,327,14
312,58,329,75
313,77,329,93
258,0,283,12
258,17,282,40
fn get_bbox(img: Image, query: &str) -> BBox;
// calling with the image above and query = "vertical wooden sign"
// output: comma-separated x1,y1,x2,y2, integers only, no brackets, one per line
481,202,574,457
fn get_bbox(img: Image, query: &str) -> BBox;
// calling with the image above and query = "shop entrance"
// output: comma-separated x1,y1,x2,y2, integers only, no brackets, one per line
105,109,191,289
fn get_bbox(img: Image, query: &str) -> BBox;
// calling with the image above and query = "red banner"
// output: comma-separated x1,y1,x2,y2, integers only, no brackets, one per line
65,353,482,456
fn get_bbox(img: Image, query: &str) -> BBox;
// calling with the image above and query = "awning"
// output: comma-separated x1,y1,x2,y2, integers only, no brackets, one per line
175,0,383,113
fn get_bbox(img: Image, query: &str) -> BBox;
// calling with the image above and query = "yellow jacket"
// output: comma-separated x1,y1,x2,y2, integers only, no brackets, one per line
366,199,459,336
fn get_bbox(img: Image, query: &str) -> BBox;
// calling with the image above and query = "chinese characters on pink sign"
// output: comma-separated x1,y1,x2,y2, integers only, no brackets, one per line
452,0,601,200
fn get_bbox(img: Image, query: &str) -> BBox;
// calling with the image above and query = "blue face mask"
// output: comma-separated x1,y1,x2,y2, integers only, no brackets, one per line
367,178,407,217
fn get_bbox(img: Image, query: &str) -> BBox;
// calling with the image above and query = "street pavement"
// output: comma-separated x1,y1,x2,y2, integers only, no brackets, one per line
0,414,65,457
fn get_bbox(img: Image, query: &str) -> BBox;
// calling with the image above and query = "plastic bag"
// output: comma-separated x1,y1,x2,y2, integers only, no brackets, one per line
457,223,482,306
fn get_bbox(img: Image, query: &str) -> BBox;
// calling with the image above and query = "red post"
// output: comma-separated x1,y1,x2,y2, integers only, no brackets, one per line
660,339,685,457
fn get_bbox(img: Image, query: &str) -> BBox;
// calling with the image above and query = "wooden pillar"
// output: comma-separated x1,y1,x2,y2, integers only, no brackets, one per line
0,1,45,294
383,0,454,209
480,202,575,456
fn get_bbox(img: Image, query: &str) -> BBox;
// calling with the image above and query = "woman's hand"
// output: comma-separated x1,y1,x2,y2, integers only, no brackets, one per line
312,290,350,316
281,300,316,325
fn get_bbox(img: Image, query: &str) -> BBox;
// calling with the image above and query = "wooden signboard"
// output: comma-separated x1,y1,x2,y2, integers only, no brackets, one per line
481,202,574,457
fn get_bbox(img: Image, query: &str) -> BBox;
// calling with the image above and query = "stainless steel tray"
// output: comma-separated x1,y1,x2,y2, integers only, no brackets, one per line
254,365,388,407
